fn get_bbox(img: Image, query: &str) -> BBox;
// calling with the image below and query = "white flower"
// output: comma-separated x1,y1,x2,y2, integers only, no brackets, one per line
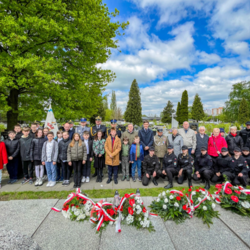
192,191,196,195
201,191,206,195
174,202,179,207
169,195,174,200
140,221,143,225
133,204,136,207
207,196,211,201
144,211,149,218
139,217,141,221
212,203,216,209
166,190,170,193
164,198,168,203
198,197,202,202
203,206,207,211
241,201,250,209
162,191,166,196
156,198,160,202
109,221,113,225
158,194,162,198
163,205,167,209
74,210,80,216
136,205,140,209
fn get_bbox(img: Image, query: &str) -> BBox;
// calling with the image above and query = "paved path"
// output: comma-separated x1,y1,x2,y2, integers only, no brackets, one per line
1,197,250,250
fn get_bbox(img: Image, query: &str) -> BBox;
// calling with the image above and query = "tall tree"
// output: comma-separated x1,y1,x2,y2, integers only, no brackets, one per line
103,96,109,110
90,101,106,124
124,79,142,125
110,91,117,111
238,98,249,124
176,102,181,123
191,94,205,122
161,101,175,123
179,90,189,124
0,0,128,129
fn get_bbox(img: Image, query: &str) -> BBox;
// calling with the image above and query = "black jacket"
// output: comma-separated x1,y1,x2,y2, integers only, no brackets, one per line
58,138,71,162
230,155,249,175
225,133,243,155
19,135,33,161
194,153,213,173
29,131,36,139
4,138,20,158
177,154,193,171
143,154,160,174
162,152,177,171
30,137,47,161
90,125,106,139
15,131,23,140
239,128,250,148
242,153,250,167
82,139,94,157
214,154,233,173
138,129,154,149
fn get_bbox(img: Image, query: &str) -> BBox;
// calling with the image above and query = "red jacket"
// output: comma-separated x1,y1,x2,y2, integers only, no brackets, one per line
208,134,228,157
0,142,8,170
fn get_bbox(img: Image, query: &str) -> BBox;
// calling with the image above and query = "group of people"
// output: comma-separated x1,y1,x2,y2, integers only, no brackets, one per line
0,117,250,190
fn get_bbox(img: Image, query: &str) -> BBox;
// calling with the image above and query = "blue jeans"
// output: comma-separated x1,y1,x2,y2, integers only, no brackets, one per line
132,160,141,178
45,162,57,182
188,148,193,155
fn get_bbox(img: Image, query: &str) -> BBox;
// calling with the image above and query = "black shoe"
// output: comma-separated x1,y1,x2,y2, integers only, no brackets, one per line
106,178,111,184
73,184,77,188
204,180,210,190
96,176,99,182
114,179,118,184
152,178,158,186
164,183,173,189
92,173,97,178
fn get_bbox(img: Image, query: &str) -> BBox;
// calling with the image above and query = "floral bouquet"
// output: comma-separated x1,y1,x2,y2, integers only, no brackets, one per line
149,190,190,224
214,182,250,217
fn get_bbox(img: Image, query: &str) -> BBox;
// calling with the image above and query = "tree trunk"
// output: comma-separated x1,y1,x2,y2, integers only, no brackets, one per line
7,88,19,130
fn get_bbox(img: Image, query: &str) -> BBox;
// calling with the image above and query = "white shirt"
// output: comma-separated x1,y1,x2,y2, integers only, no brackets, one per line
84,140,89,154
46,140,54,162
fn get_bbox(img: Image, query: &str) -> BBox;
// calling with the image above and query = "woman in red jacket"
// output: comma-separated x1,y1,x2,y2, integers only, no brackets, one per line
0,141,8,189
208,128,228,165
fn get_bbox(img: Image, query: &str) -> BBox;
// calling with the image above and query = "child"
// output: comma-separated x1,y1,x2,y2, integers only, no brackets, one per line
30,129,47,186
41,131,58,187
58,131,71,186
67,133,87,188
130,135,144,182
82,131,93,183
0,141,8,188
4,131,20,184
121,137,130,181
93,130,105,182
14,124,22,140
19,127,33,184
56,131,63,182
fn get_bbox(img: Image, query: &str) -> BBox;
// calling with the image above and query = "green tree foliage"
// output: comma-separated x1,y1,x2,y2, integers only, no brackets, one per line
176,102,181,123
161,101,175,123
224,81,250,122
238,98,250,124
191,94,205,122
124,79,142,125
0,0,128,129
90,100,106,124
110,90,117,111
179,90,189,124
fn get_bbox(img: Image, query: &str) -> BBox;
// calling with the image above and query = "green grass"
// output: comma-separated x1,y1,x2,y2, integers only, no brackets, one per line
0,186,218,201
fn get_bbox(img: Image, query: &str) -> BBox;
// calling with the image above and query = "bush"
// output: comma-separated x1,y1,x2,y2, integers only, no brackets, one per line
0,124,6,132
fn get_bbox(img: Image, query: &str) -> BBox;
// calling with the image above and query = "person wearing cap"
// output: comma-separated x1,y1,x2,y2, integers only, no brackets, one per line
220,128,225,138
138,120,154,156
176,145,194,188
193,147,213,190
107,119,121,138
68,120,75,135
162,145,178,189
153,128,168,168
76,118,90,141
34,120,41,130
225,126,243,156
178,121,197,155
195,126,209,158
242,147,250,181
231,147,249,187
142,146,161,186
239,121,250,148
211,147,234,183
167,127,183,156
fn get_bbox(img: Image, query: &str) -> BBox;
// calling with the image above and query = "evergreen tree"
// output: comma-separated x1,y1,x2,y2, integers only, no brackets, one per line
103,96,109,110
191,94,205,122
90,101,106,124
179,90,189,124
110,91,117,111
124,79,142,125
161,101,175,123
176,102,181,123
238,98,250,124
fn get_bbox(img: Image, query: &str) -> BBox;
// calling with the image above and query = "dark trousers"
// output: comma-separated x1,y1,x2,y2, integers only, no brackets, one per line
56,162,63,180
97,168,103,178
211,171,235,183
142,170,160,186
233,174,247,186
82,155,91,177
17,154,23,179
7,157,19,180
210,156,218,168
73,160,82,186
165,168,178,183
61,162,70,180
108,165,118,180
177,168,192,184
22,161,32,179
193,169,214,181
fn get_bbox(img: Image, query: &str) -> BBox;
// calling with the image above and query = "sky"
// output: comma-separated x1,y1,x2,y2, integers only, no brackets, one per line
101,0,250,116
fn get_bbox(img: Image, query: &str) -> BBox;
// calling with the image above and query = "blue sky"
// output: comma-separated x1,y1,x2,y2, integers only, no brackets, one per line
101,0,250,116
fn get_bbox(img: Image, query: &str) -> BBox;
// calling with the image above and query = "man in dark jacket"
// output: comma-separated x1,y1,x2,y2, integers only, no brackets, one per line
138,120,154,156
193,146,214,190
231,147,249,187
195,126,209,157
225,126,243,155
142,147,160,186
4,131,20,183
239,121,250,148
58,131,71,186
107,119,121,138
162,145,178,189
242,147,250,180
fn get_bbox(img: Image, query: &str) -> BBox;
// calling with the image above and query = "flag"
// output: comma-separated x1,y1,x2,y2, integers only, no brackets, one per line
45,104,58,136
